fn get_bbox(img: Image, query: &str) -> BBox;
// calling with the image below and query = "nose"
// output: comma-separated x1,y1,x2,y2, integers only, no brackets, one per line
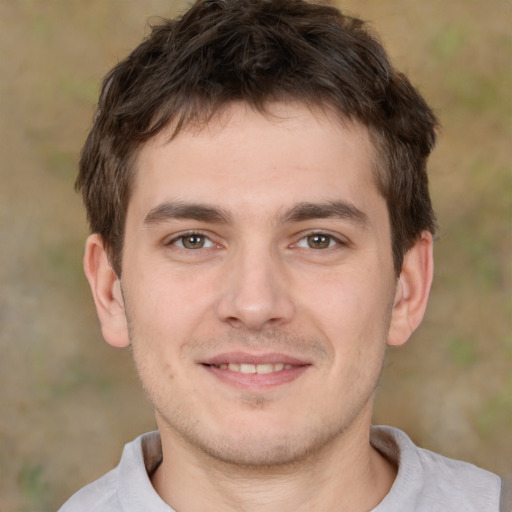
215,245,295,331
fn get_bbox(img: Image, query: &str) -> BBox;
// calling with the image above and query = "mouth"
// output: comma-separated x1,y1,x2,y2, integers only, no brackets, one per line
211,362,293,374
200,353,311,389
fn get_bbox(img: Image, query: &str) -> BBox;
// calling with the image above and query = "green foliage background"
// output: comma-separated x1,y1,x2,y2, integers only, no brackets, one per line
0,1,510,510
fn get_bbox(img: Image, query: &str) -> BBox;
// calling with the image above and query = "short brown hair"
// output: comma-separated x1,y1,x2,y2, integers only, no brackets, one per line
77,0,438,276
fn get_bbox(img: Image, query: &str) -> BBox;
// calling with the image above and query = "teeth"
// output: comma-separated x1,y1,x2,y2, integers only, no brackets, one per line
218,363,292,374
255,364,273,374
240,363,256,374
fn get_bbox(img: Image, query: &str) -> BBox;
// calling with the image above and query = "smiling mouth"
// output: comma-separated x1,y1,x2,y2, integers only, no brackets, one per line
211,363,293,374
202,354,310,389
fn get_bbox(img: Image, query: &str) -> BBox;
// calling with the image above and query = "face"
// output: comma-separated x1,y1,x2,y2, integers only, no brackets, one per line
92,103,421,467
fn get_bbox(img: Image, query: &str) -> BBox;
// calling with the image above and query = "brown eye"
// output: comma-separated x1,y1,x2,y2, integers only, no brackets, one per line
306,234,333,249
174,234,213,249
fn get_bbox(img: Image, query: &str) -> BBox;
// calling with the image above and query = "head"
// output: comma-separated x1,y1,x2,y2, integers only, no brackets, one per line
80,0,438,471
77,0,438,278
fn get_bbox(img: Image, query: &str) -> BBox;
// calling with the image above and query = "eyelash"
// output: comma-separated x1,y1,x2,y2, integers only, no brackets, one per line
165,230,346,251
294,231,346,250
165,231,217,250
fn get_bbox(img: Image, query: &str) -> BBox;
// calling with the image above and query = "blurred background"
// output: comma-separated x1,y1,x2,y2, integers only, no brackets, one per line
1,1,510,510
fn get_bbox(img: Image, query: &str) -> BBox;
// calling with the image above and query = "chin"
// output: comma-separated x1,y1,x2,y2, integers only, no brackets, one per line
197,438,314,467
173,416,347,468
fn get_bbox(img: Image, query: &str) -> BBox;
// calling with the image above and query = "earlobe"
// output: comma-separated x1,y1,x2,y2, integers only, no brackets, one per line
387,231,434,347
83,234,130,348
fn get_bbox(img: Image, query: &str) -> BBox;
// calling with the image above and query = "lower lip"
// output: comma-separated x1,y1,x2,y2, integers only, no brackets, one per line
202,364,310,390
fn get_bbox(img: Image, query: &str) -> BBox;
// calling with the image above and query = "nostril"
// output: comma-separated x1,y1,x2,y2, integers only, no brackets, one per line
224,316,244,328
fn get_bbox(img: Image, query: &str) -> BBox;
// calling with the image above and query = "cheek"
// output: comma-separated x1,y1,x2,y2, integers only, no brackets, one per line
297,265,395,359
122,263,221,366
300,264,390,320
125,278,199,402
126,258,211,314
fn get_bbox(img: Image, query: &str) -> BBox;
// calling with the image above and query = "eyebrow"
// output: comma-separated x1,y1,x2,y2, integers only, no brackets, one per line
280,201,370,227
143,200,369,228
144,202,232,225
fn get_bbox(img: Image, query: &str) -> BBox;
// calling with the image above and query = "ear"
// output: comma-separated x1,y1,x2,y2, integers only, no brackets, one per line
83,234,130,348
387,231,434,347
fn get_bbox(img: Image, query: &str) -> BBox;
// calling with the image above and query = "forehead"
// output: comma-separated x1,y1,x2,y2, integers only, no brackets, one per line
130,102,381,221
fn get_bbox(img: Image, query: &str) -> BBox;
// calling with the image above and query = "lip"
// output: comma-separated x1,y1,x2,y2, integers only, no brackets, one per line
200,352,311,390
202,351,311,366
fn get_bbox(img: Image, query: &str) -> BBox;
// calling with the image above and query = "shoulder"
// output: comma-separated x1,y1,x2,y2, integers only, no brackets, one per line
58,432,164,512
57,467,120,512
371,426,502,512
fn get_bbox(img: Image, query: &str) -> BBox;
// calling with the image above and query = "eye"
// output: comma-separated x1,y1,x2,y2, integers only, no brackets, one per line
296,233,339,249
171,233,215,249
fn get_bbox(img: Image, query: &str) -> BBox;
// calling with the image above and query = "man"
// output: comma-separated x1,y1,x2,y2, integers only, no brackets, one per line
59,0,507,510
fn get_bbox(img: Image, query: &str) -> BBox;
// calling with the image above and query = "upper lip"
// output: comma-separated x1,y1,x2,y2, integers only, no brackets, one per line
201,352,311,366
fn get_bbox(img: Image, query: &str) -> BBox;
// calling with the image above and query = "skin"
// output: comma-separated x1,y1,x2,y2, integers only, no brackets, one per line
85,102,434,511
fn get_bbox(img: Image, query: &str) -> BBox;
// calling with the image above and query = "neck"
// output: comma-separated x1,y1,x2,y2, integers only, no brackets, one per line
151,416,396,512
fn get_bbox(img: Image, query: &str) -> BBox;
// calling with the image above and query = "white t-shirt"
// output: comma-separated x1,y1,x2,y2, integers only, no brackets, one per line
58,426,502,511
